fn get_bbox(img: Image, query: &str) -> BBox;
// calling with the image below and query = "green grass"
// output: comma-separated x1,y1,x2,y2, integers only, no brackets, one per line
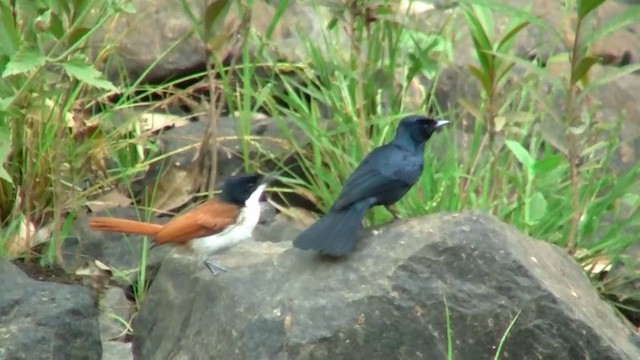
1,0,640,339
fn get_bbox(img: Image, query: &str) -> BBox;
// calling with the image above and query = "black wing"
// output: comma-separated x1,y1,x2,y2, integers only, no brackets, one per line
332,144,423,210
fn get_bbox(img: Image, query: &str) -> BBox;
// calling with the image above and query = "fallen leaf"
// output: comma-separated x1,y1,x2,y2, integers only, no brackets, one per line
3,215,51,258
74,260,113,303
75,260,113,277
576,248,612,275
141,162,200,215
3,218,35,258
138,112,191,133
86,189,133,213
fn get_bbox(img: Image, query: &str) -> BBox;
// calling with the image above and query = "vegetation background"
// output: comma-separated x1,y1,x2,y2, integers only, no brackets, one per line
1,0,639,332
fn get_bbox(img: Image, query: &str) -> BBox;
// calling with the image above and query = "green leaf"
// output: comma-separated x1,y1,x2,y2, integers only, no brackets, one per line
464,0,558,38
579,140,608,157
0,96,13,112
49,11,65,39
496,21,529,54
61,59,117,91
71,0,92,19
179,0,201,38
570,56,599,85
0,122,12,185
204,0,232,38
68,27,91,48
526,191,547,224
505,139,534,169
263,0,289,39
468,65,492,94
119,1,137,13
532,153,563,175
327,16,339,31
581,6,640,53
0,1,20,56
582,62,640,94
577,0,606,20
496,61,516,85
458,98,483,120
2,47,46,77
489,51,565,89
464,8,493,73
471,4,495,41
53,0,71,15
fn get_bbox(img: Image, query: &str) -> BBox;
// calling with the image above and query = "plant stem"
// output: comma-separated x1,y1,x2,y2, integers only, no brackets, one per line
204,58,221,197
348,0,368,156
565,17,585,253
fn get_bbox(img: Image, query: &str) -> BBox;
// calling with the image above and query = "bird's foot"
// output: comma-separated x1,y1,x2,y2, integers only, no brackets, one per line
386,205,401,221
203,259,228,276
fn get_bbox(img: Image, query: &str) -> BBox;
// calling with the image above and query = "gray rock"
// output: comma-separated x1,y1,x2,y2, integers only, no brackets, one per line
89,0,345,84
89,0,229,83
99,287,135,341
102,341,133,360
0,259,102,360
132,211,639,359
254,212,304,244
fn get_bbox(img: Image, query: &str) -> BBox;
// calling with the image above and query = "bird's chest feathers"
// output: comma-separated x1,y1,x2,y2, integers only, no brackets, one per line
189,186,264,254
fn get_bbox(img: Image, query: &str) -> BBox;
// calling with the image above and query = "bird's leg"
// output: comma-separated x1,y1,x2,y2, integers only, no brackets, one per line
203,259,228,276
385,205,401,221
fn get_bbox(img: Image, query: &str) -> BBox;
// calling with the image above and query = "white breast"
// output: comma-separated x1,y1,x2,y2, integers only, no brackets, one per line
189,183,266,255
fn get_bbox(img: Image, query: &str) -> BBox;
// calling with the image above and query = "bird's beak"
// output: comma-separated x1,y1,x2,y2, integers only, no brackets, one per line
435,120,450,128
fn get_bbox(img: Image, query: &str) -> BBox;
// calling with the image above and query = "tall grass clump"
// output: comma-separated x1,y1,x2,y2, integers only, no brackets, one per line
225,0,455,224
458,0,640,314
0,0,137,263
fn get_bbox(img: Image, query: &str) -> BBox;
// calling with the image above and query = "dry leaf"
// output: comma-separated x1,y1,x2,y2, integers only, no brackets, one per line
138,113,191,133
142,163,200,215
576,248,613,275
75,260,113,277
94,259,112,272
582,256,613,275
86,189,133,213
74,260,113,301
3,216,51,258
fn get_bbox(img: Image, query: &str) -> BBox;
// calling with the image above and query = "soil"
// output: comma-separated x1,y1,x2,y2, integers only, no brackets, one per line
11,258,85,286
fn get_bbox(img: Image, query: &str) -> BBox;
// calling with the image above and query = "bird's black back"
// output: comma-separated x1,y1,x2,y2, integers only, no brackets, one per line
332,142,424,211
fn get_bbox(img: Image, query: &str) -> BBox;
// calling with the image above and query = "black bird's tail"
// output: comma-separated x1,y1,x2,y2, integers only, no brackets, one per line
293,202,369,257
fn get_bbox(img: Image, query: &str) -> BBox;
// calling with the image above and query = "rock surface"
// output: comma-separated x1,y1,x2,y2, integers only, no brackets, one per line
0,259,102,360
132,211,639,359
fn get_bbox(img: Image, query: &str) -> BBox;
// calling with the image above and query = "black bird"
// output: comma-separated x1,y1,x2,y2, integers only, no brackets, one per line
293,115,450,257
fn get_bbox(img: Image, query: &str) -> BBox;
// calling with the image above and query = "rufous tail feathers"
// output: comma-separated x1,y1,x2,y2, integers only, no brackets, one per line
88,217,162,237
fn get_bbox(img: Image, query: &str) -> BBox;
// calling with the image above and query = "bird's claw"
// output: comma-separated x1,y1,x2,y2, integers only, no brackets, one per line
203,260,228,276
386,205,401,221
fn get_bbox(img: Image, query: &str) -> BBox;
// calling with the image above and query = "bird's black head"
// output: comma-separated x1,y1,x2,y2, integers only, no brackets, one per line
219,173,272,205
394,115,450,148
